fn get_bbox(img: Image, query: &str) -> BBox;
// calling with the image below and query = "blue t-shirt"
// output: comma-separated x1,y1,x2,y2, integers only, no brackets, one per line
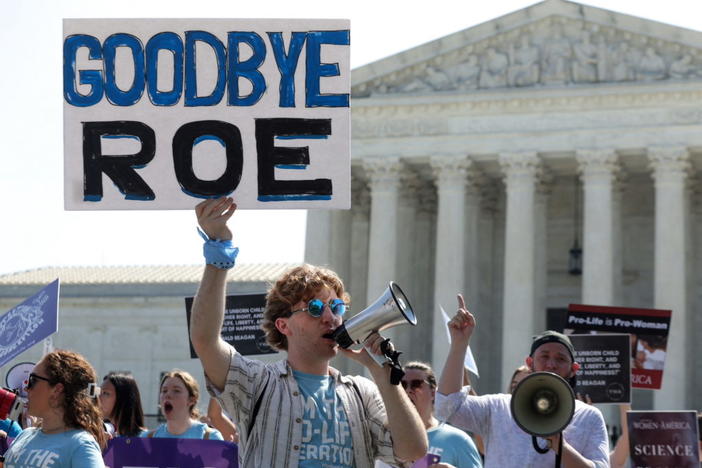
3,427,104,468
0,419,22,438
427,422,482,468
141,421,223,440
292,369,354,468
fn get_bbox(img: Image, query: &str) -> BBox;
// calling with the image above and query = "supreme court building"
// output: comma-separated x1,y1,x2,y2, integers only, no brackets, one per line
306,0,702,411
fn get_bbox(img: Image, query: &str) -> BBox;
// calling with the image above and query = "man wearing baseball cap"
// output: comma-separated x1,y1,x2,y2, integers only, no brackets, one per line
435,294,609,468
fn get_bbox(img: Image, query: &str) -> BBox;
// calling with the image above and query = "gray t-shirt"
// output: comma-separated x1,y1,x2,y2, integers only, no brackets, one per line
435,388,610,468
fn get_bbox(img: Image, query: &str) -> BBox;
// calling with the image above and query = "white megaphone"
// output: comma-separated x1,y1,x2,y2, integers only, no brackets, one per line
326,281,417,349
510,371,575,462
325,282,416,383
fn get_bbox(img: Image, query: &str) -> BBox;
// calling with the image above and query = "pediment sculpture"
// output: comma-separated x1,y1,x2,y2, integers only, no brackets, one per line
358,19,702,96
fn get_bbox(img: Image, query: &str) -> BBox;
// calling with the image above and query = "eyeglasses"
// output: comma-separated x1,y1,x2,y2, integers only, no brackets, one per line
26,373,52,389
400,379,429,390
290,298,348,318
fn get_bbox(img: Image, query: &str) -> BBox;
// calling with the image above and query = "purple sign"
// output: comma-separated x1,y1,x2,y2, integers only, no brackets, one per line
0,279,59,367
103,437,238,468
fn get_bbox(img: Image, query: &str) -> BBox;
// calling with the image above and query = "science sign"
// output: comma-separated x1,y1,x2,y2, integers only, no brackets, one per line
628,411,700,468
63,19,350,210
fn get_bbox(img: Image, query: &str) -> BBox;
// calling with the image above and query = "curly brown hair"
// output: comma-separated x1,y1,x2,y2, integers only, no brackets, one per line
42,350,107,449
160,370,201,419
262,264,350,351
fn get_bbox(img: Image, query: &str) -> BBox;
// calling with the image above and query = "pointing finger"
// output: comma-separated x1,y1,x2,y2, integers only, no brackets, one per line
457,294,467,310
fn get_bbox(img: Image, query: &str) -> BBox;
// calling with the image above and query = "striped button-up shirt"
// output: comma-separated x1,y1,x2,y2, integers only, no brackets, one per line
208,346,403,468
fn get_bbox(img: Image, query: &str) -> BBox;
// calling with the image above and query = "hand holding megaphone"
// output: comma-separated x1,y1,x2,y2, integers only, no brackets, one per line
338,332,395,369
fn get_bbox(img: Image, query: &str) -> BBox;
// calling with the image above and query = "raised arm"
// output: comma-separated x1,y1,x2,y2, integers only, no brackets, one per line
438,294,476,396
190,198,237,391
340,334,428,462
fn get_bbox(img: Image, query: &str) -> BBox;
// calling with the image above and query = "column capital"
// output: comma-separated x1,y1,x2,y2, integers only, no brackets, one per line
362,157,403,192
576,149,621,180
499,151,541,184
351,174,370,216
648,146,691,183
429,155,473,187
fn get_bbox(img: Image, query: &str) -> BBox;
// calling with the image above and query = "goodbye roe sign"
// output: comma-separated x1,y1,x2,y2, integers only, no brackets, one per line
63,19,350,210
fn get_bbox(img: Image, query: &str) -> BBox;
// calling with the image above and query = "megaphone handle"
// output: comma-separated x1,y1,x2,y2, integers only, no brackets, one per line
532,436,550,454
531,435,563,468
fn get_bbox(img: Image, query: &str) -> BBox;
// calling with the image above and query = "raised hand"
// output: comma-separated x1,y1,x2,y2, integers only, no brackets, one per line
447,294,476,347
195,197,237,241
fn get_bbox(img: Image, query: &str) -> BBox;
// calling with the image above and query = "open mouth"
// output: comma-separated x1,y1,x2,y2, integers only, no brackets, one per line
163,402,173,414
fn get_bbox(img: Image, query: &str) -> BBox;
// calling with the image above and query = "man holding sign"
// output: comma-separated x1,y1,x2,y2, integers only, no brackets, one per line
189,198,427,468
436,295,609,468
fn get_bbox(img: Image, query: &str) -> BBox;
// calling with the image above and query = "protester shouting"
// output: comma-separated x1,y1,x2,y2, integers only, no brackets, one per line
189,197,426,468
142,370,223,440
436,294,609,468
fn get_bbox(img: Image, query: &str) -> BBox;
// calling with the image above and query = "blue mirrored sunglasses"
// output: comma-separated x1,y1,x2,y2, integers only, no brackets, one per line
290,298,348,318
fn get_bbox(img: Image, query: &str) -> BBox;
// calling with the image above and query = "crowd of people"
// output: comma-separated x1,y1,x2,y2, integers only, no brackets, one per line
1,197,701,467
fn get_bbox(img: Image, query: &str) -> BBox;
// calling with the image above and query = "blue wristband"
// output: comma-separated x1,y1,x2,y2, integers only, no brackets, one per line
197,227,239,270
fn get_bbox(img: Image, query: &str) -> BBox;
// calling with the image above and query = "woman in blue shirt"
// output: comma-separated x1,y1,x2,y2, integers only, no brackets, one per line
2,350,106,468
142,370,223,440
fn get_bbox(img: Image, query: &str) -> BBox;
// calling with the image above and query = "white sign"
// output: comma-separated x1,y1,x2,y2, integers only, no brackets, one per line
63,19,350,210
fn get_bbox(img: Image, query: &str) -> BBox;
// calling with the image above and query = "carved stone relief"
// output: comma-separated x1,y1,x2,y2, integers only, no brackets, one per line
357,18,702,96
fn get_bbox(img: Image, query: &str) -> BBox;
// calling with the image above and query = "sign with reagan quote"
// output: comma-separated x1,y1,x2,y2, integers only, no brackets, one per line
63,19,350,210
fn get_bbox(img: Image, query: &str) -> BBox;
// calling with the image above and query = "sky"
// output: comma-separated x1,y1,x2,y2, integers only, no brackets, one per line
1,0,701,275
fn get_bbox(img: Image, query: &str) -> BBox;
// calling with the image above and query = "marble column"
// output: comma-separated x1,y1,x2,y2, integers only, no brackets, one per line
349,176,370,310
363,157,403,304
534,173,553,332
499,151,541,386
576,149,620,305
430,155,472,369
649,146,690,409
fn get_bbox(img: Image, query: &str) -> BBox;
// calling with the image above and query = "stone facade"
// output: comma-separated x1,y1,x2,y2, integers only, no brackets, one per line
306,0,702,414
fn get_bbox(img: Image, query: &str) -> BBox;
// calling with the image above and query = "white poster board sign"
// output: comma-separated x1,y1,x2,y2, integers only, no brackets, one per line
63,19,350,210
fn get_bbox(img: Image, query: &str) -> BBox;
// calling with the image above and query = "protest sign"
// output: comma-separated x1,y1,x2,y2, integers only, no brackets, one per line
186,293,276,357
0,280,59,368
628,411,700,468
63,19,350,210
569,334,630,404
103,437,238,468
566,304,670,389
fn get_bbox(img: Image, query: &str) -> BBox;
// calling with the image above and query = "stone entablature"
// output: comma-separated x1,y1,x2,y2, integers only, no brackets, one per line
352,1,702,98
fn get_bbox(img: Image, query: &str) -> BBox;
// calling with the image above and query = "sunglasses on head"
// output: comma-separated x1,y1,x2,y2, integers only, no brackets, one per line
26,373,52,389
290,298,348,318
400,379,429,390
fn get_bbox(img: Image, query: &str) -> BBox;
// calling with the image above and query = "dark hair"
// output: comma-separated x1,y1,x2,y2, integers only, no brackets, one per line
262,264,349,351
102,372,146,437
43,350,107,449
160,370,201,418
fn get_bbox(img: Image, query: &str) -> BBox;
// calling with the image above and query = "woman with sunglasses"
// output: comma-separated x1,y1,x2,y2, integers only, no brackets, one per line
99,372,147,438
142,370,223,440
2,350,106,468
384,361,482,468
